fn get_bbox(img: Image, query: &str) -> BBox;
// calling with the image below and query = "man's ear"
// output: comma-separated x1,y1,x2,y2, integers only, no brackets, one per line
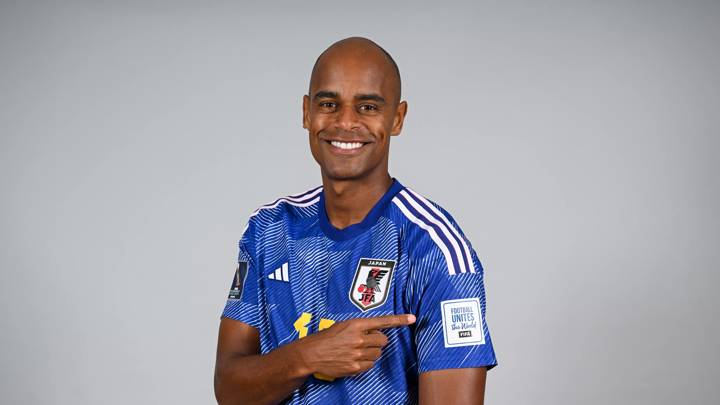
302,95,310,129
390,100,408,136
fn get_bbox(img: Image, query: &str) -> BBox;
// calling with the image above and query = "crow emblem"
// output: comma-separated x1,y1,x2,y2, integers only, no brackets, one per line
364,268,389,292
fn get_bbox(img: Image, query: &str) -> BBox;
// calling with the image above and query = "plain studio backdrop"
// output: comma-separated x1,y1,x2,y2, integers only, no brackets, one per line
1,1,718,404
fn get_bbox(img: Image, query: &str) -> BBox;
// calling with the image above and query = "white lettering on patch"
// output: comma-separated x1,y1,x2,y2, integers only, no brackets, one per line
440,298,485,348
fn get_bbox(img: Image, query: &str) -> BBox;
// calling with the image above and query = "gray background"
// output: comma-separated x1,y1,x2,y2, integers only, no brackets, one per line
1,1,718,404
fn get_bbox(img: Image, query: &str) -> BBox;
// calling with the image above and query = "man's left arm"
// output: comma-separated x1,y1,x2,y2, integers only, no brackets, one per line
405,211,497,404
419,367,487,405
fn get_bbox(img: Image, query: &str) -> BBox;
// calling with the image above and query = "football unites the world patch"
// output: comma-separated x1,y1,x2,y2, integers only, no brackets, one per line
440,298,485,348
349,258,396,311
228,261,249,300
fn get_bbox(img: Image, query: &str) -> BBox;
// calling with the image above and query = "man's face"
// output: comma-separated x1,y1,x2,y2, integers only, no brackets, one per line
303,52,407,181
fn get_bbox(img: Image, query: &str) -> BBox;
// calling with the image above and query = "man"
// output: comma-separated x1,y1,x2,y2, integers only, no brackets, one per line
215,37,497,404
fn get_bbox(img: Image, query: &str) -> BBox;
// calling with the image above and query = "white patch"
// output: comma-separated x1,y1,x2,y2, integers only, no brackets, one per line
440,298,485,348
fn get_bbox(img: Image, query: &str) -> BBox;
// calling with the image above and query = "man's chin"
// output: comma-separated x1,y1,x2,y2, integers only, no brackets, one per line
321,166,368,182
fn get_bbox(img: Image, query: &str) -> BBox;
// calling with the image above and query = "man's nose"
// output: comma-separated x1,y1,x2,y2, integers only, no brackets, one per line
335,105,360,132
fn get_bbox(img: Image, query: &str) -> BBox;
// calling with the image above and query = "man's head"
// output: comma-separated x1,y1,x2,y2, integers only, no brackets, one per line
303,37,407,182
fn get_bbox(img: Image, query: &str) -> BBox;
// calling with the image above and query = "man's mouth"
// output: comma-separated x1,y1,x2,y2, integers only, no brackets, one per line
328,140,366,150
324,139,371,154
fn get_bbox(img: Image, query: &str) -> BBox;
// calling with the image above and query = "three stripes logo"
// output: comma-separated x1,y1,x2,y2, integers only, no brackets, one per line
268,262,290,282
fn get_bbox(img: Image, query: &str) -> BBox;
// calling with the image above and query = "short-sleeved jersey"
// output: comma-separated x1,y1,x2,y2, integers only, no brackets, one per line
221,178,497,404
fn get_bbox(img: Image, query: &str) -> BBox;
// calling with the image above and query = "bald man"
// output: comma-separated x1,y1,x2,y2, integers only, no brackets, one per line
214,37,497,404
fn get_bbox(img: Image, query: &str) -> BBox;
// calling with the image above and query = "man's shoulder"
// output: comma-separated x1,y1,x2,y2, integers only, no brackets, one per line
390,185,476,275
390,185,464,235
244,185,323,231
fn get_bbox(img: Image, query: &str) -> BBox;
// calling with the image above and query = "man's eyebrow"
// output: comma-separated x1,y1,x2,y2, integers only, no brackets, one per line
356,93,386,104
313,91,338,100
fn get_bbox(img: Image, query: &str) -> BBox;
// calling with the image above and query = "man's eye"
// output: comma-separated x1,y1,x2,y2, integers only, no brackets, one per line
359,104,377,111
319,102,336,108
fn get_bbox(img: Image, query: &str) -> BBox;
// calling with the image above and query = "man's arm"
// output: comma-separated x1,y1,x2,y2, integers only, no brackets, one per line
419,367,487,405
214,314,415,405
214,318,308,405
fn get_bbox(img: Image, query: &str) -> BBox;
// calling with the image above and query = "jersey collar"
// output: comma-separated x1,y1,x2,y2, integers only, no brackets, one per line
318,178,404,241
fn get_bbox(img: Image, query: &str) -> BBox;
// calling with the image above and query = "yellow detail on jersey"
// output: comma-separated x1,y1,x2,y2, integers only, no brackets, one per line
293,312,312,338
292,313,337,382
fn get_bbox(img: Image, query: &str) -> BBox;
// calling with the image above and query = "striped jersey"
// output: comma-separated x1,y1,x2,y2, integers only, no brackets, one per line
221,178,497,404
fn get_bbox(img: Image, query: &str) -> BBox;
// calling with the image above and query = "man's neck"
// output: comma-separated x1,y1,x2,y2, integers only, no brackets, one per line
322,171,393,230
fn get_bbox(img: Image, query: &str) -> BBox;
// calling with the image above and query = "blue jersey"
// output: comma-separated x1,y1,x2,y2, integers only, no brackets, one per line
221,178,497,404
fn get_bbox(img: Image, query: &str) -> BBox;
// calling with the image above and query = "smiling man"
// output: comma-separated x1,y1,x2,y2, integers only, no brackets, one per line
214,37,497,404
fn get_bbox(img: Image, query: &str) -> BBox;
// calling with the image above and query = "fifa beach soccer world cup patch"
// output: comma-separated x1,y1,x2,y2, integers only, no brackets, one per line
441,298,485,348
349,258,396,311
228,262,249,300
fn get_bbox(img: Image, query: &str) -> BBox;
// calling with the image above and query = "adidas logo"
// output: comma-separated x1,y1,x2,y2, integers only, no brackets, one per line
268,262,289,282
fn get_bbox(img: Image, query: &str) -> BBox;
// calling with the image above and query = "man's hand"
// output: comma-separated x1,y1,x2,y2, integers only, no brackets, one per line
215,314,415,404
296,314,416,378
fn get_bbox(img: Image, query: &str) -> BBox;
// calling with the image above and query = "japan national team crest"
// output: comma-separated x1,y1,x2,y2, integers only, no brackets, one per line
349,258,396,311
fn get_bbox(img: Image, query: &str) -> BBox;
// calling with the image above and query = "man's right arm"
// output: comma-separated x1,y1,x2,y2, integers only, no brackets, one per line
214,314,415,405
214,318,309,405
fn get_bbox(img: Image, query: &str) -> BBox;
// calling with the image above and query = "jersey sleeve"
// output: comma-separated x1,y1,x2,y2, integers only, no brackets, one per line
220,220,263,329
405,218,498,373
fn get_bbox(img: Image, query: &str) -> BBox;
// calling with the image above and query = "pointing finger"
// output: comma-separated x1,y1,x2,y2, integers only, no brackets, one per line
355,314,416,331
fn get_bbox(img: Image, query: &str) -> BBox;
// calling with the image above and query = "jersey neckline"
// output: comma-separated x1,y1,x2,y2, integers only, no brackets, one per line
318,178,405,241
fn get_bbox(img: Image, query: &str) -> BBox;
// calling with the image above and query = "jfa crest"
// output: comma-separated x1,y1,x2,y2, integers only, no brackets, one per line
349,258,396,311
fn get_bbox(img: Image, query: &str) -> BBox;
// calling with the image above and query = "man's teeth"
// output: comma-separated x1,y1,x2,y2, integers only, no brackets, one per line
330,141,364,150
